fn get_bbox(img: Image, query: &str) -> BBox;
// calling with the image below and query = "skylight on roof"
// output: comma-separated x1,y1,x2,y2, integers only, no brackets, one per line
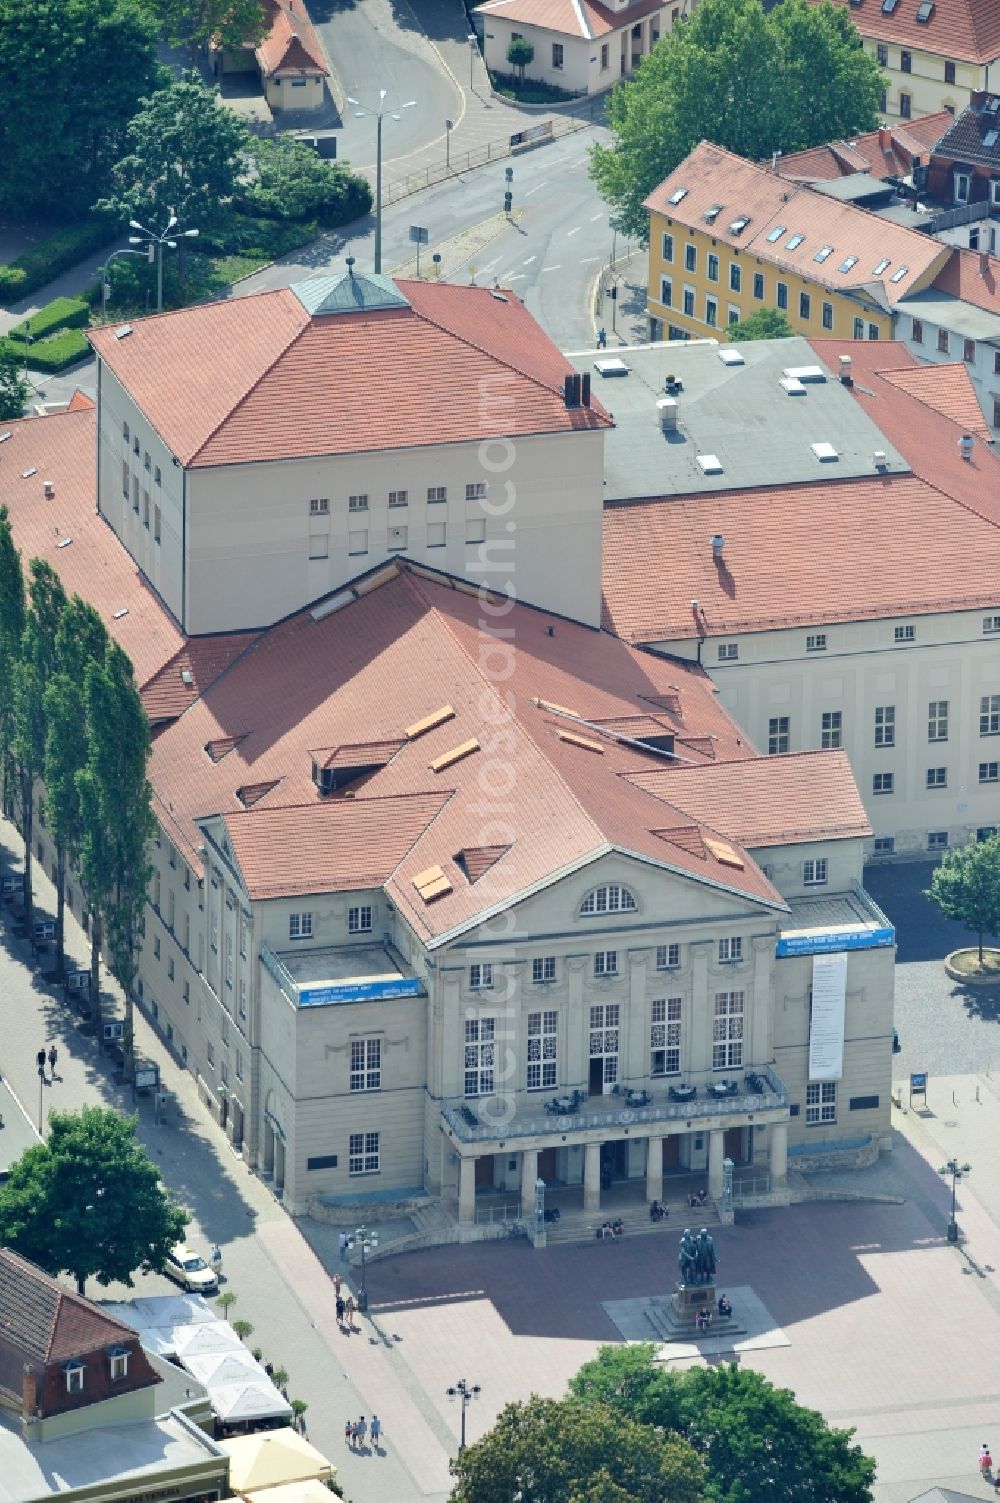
811,442,839,462
704,204,723,222
873,258,891,275
890,264,909,282
837,255,859,273
780,377,807,395
787,233,805,250
988,98,1000,114
985,129,1000,147
668,187,688,205
697,454,723,474
881,0,899,13
814,245,834,262
718,348,745,366
766,225,786,243
729,216,750,234
915,1,934,19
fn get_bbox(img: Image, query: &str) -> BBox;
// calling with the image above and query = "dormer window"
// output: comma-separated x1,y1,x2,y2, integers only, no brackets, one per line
108,1346,130,1381
64,1361,85,1394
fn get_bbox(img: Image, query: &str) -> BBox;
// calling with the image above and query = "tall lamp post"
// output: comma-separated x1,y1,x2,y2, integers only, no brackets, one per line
446,1377,481,1451
353,1223,378,1311
127,214,200,313
101,246,155,320
467,33,478,87
347,92,416,274
939,1158,971,1243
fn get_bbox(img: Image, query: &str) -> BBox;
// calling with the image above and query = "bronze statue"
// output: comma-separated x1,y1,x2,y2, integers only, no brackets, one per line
696,1227,717,1282
678,1227,698,1283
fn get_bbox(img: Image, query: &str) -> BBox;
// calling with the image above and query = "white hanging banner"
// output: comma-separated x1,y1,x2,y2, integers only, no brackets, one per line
809,951,847,1082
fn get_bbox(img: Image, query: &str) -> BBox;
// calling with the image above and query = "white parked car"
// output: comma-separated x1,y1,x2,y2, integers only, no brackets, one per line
163,1243,218,1295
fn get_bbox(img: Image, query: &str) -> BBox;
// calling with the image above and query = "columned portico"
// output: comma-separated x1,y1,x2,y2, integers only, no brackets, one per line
771,1121,788,1187
522,1148,538,1217
708,1127,725,1199
584,1141,602,1211
646,1136,663,1203
459,1154,476,1224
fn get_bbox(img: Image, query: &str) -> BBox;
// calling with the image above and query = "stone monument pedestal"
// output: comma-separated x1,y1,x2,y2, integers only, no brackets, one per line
648,1280,745,1343
672,1281,717,1324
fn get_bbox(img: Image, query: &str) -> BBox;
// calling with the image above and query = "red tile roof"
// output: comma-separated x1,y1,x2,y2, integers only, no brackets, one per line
645,142,949,303
878,361,993,440
776,116,952,183
475,0,666,40
88,280,611,471
931,244,1000,315
806,0,1000,64
628,752,872,847
67,389,96,412
142,634,259,725
256,0,329,75
601,471,1000,642
0,1247,160,1370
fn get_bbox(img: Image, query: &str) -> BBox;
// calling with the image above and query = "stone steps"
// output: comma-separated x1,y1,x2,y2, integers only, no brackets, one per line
543,1202,719,1246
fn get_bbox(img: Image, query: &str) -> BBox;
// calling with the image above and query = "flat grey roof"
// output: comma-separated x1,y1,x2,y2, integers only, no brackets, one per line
566,336,910,499
277,943,406,987
871,202,936,228
0,1406,224,1502
782,891,885,935
897,289,1000,341
813,173,893,203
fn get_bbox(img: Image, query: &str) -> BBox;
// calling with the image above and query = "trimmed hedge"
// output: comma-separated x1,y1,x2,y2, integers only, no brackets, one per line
7,297,90,344
0,328,91,372
0,218,114,305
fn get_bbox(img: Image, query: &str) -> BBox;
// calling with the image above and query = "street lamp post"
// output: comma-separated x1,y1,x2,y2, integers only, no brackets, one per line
36,1053,46,1134
446,117,453,171
468,33,478,87
939,1158,971,1242
348,92,417,275
353,1223,378,1311
127,215,200,313
101,246,155,320
446,1377,481,1451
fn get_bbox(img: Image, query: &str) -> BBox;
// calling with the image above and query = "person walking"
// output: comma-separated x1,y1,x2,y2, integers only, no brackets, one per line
36,1048,47,1082
371,1414,382,1451
335,1294,345,1326
47,1044,58,1080
597,326,607,349
339,1231,349,1261
345,1293,356,1330
356,1416,368,1450
345,1419,354,1448
210,1244,223,1279
333,1271,342,1297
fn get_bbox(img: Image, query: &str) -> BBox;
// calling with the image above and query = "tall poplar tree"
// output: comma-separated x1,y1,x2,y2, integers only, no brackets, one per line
0,509,25,821
13,561,66,925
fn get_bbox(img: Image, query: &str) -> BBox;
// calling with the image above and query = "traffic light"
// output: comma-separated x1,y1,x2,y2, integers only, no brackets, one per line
610,284,618,300
504,191,513,213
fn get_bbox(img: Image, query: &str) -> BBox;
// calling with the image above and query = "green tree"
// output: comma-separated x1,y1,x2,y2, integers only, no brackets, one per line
99,75,249,239
77,642,155,1079
727,307,795,341
240,138,372,224
571,1350,875,1503
0,1106,187,1293
926,833,1000,965
0,349,28,421
589,0,884,239
506,35,535,85
148,0,266,65
44,597,111,980
0,509,25,821
13,561,67,925
0,0,162,213
450,1395,705,1503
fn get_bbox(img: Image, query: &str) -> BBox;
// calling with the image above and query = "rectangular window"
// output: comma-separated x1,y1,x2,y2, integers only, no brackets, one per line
532,956,556,983
65,1364,85,1394
225,933,233,987
309,535,329,559
289,911,313,939
167,956,175,981
980,761,1000,783
911,317,923,344
964,338,976,364
874,705,895,746
873,771,894,795
900,47,911,70
876,41,888,63
806,1080,837,1124
143,491,150,529
945,58,956,82
899,92,911,118
799,291,811,320
133,475,140,512
705,296,717,328
388,489,408,506
348,904,373,934
589,1003,620,1087
656,942,680,969
894,624,915,642
660,277,673,307
984,616,1000,635
727,305,740,326
207,1041,215,1067
927,767,947,788
662,232,674,263
349,1131,380,1175
239,977,247,1019
803,858,828,885
465,481,487,500
427,485,447,502
154,465,161,485
873,836,895,855
466,519,486,545
718,936,743,963
685,243,697,273
348,529,368,555
469,962,494,990
348,494,368,511
683,287,695,317
713,991,744,1069
753,272,764,299
552,41,564,67
981,694,1000,735
309,497,329,515
154,506,161,543
707,253,719,283
853,317,865,339
350,1038,382,1092
768,716,790,755
427,522,446,547
776,282,788,310
821,710,842,749
928,699,949,741
594,950,618,976
110,1351,129,1381
527,1010,558,1090
240,917,248,959
464,1016,495,1096
729,262,741,293
209,912,217,954
806,633,827,652
651,996,682,1076
154,935,161,960
236,1049,243,1081
821,301,833,330
122,459,130,498
937,328,949,354
868,323,880,341
717,642,738,661
928,830,949,849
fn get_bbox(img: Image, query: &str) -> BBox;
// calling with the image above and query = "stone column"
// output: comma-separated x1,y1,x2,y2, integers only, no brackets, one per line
646,1136,663,1204
522,1148,538,1217
708,1128,725,1198
691,940,712,1075
627,948,650,1086
584,1141,601,1211
771,1121,788,1187
459,1155,477,1225
565,956,588,1091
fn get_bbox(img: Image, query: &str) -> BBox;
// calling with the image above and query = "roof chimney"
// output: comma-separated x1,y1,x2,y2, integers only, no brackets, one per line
22,1364,38,1421
980,250,990,278
346,255,355,278
959,433,974,461
711,534,725,559
878,126,891,153
581,372,591,408
42,480,54,498
839,353,853,387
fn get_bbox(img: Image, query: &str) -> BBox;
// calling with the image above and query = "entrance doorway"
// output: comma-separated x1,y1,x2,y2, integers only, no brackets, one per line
724,1126,748,1164
662,1134,681,1169
220,1097,229,1133
588,1003,620,1095
538,1147,557,1180
475,1154,495,1189
601,1140,628,1188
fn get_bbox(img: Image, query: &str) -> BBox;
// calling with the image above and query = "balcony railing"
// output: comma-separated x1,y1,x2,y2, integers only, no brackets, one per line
442,1066,789,1144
